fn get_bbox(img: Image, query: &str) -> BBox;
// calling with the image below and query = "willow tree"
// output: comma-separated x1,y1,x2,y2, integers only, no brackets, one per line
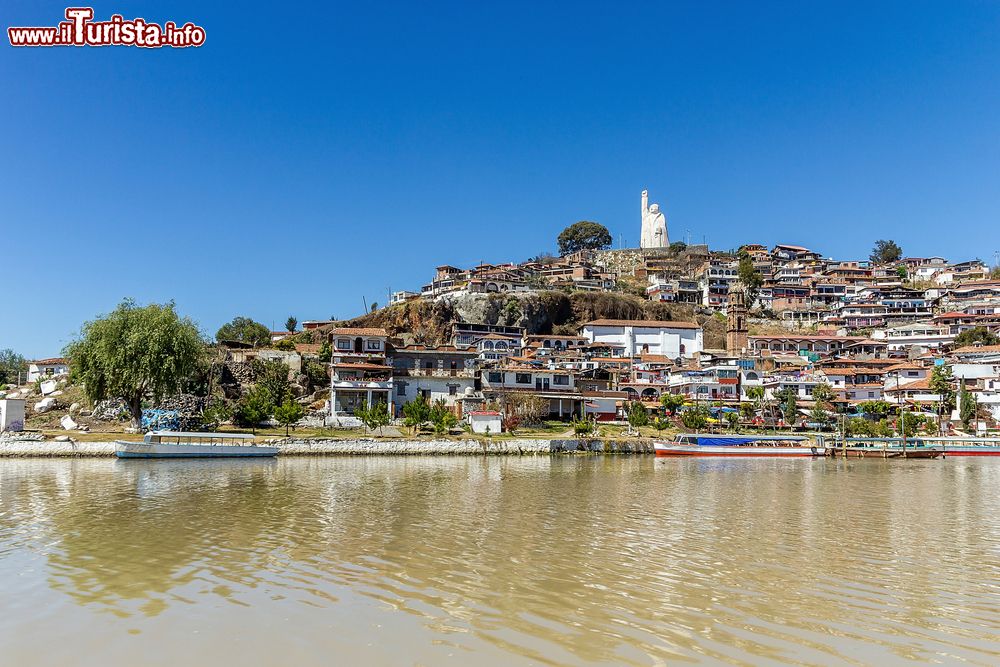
65,299,205,429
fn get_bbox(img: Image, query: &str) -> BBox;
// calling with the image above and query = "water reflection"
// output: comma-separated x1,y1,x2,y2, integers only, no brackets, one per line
0,456,998,665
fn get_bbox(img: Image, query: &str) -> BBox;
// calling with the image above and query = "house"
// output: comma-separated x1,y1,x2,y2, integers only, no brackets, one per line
390,344,478,414
583,390,629,421
579,319,703,359
327,328,393,421
468,411,502,434
480,366,581,418
27,358,69,383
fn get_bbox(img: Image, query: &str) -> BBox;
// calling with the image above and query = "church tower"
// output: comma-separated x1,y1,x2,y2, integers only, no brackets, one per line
726,281,748,355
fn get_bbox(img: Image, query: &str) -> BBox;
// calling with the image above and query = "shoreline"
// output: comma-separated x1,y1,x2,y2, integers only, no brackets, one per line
0,437,657,457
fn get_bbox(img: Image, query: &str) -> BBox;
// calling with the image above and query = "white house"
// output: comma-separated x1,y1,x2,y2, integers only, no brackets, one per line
468,411,502,434
27,358,69,383
327,327,393,421
579,319,702,360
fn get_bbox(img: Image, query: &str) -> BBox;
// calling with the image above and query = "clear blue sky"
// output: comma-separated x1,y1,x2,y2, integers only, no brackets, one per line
3,1,999,358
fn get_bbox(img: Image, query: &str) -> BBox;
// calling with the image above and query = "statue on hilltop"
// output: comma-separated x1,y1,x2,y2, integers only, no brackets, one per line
640,189,669,249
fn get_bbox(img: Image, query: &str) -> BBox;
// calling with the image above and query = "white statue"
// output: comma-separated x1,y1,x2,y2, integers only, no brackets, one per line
640,189,669,249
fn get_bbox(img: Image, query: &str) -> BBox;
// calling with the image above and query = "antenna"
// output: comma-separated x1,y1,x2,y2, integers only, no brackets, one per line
362,295,368,314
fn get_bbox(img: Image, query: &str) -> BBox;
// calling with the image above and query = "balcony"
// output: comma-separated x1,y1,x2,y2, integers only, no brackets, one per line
395,367,476,379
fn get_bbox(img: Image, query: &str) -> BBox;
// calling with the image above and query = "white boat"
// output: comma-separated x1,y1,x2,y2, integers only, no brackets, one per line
115,431,279,458
654,434,826,457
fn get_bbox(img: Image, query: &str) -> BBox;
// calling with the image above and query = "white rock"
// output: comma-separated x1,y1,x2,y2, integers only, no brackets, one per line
60,415,78,430
34,397,57,413
69,402,81,413
40,380,58,396
54,435,73,442
49,390,64,397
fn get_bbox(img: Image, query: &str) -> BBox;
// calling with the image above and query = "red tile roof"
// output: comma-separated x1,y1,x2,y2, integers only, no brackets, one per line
329,327,388,337
32,358,67,365
582,319,701,329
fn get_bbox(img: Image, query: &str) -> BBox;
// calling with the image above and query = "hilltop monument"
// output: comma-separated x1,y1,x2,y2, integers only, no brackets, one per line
640,189,669,249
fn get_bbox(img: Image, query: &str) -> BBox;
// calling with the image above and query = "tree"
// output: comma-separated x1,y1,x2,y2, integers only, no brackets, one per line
680,406,709,430
953,327,1000,348
858,400,892,417
724,411,740,430
370,302,379,313
775,388,798,424
870,239,902,265
430,400,458,435
557,221,612,256
274,394,305,436
318,340,332,363
929,364,956,414
669,241,687,254
811,382,835,406
202,398,232,430
896,265,908,282
959,386,978,430
661,393,686,416
402,394,431,434
0,349,28,385
65,300,205,430
737,255,764,308
234,385,274,434
355,400,391,434
255,359,291,405
627,401,649,432
285,316,297,332
215,316,271,348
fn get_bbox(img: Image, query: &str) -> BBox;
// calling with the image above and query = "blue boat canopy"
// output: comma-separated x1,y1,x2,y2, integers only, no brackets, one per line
688,435,808,446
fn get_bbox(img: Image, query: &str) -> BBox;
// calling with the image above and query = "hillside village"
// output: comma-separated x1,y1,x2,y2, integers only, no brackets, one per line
3,194,1000,439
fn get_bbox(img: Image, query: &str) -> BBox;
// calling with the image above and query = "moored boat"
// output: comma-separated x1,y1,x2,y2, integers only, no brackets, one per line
115,431,279,458
654,434,825,457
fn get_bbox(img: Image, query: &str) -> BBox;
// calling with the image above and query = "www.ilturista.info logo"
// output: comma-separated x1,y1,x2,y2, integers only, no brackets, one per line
8,7,205,48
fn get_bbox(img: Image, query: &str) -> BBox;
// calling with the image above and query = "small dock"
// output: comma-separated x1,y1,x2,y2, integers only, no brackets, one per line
824,437,944,459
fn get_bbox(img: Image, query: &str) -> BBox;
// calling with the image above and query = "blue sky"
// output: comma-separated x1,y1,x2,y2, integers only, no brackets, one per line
2,1,999,357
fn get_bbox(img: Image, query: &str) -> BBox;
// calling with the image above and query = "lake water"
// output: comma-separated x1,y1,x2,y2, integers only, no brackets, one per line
1,456,998,666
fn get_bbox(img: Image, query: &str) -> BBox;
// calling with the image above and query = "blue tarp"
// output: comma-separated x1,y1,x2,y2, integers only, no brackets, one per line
142,409,180,431
694,435,805,446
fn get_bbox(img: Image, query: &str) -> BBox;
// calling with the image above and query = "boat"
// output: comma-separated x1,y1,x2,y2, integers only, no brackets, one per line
827,438,943,459
115,431,279,458
926,437,1000,456
654,434,825,457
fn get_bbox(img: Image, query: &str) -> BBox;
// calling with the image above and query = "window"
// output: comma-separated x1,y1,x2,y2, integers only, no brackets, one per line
448,384,458,396
553,375,569,386
515,373,531,385
396,382,407,397
488,371,502,383
337,339,351,351
366,339,381,351
425,360,434,369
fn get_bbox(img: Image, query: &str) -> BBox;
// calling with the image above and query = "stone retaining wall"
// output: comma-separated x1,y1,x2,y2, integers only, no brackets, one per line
0,437,656,457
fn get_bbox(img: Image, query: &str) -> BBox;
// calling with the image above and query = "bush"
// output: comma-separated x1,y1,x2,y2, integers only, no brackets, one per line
234,385,274,433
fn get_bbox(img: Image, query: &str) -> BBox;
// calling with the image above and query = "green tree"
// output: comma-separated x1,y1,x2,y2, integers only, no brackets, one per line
929,364,956,414
724,411,740,430
370,302,379,313
627,401,649,431
896,265,908,281
202,398,232,429
285,316,297,332
215,316,271,347
317,340,332,363
669,241,687,254
737,255,764,307
959,386,978,430
274,394,305,436
356,400,391,434
255,359,291,405
660,393,686,416
0,349,28,385
402,394,431,434
953,327,1000,348
273,338,296,351
234,385,274,434
870,239,902,265
557,221,612,255
65,299,205,429
680,406,709,430
429,400,458,435
858,400,891,417
776,388,799,424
